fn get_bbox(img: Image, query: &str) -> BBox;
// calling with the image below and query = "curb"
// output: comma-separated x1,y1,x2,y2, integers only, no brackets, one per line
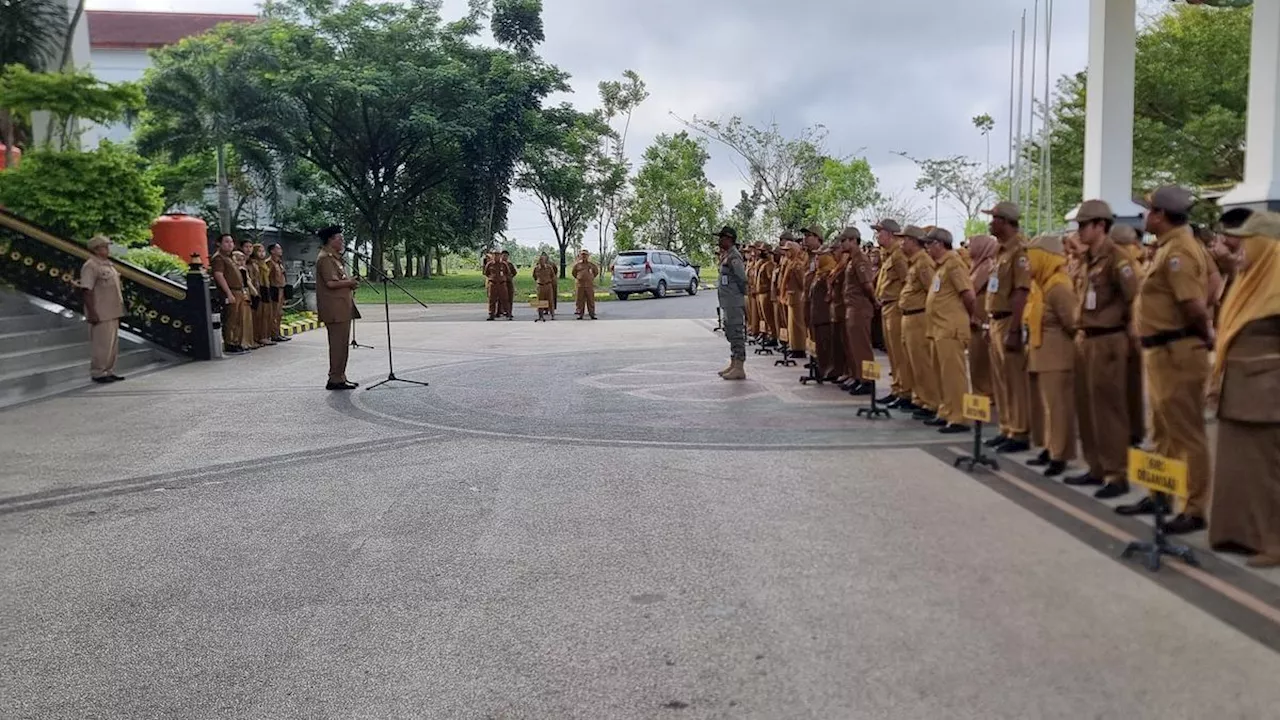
281,313,323,337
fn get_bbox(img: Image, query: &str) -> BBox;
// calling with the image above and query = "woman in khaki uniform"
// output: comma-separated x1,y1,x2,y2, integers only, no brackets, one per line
1024,235,1078,477
966,235,998,397
1208,210,1280,568
782,241,809,357
248,244,275,346
267,243,290,342
897,225,939,419
233,250,259,350
533,253,558,320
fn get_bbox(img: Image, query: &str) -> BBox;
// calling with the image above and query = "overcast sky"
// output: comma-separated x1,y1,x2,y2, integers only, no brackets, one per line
87,0,1098,246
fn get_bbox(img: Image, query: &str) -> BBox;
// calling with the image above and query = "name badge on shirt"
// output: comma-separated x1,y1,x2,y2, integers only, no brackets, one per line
720,274,728,287
1085,288,1098,310
931,276,941,293
987,276,999,293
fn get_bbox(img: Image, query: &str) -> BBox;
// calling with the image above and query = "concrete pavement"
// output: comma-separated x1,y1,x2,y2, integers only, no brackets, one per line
2,305,1279,719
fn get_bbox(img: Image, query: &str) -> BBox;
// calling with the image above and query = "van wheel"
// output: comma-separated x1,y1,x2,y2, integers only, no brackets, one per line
653,280,667,299
616,292,630,300
686,278,698,296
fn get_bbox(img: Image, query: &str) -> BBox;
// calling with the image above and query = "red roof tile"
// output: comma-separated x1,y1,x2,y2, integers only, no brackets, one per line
87,10,258,50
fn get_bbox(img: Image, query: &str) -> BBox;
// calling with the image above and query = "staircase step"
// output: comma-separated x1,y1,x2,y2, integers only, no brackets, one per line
0,326,85,353
0,312,61,334
0,342,93,376
0,348,161,409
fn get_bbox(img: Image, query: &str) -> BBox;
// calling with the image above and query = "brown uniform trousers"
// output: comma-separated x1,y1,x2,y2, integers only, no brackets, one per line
1028,283,1077,462
81,256,124,378
827,260,849,378
900,250,938,410
877,246,909,396
842,249,877,381
969,289,993,396
987,236,1033,439
1137,225,1210,516
211,252,244,348
315,248,355,384
925,251,973,424
1075,237,1140,483
746,261,759,334
784,257,809,352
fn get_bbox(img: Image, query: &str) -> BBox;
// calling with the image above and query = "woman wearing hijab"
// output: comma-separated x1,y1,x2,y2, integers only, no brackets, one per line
248,244,275,346
1207,211,1280,568
966,235,998,397
1024,234,1077,477
533,252,558,320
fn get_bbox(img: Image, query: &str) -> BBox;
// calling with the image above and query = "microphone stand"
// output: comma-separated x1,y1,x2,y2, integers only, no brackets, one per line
348,252,375,350
350,252,430,390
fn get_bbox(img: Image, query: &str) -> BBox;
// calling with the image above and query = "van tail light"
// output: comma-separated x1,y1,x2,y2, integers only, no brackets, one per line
644,261,653,274
609,264,615,273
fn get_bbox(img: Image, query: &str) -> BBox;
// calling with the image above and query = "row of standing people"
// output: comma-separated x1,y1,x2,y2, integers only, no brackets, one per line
210,234,293,354
482,249,601,321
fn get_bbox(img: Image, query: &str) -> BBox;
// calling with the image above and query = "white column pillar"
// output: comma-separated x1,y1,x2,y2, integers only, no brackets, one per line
1219,0,1280,211
1068,0,1145,224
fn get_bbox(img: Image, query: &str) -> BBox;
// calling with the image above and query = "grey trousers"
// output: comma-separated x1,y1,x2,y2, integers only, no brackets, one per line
723,305,746,360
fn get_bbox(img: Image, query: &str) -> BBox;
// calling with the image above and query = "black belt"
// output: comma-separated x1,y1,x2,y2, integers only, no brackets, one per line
1082,326,1126,338
902,308,925,317
1140,328,1195,349
990,311,1012,320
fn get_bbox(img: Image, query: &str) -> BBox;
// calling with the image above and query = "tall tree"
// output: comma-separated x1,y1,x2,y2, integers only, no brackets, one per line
516,104,614,277
0,0,67,71
861,189,930,228
972,113,995,171
791,156,879,231
894,153,993,228
676,115,827,230
593,70,648,265
614,131,723,263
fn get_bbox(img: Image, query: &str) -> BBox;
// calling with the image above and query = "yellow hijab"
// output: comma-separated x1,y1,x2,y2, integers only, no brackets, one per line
1212,212,1280,395
1024,236,1071,349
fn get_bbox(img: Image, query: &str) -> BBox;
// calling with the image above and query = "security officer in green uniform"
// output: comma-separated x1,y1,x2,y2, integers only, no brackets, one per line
715,225,749,380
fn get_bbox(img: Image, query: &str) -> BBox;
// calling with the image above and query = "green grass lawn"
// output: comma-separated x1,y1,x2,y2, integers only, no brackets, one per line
355,267,720,304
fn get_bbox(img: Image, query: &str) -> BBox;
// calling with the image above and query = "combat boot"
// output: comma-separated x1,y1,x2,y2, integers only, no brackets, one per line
717,359,734,377
722,358,747,380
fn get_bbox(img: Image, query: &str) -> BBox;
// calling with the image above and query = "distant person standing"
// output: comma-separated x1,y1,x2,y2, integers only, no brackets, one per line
500,250,518,319
80,235,125,383
715,226,749,380
210,234,246,354
315,225,360,390
267,243,290,342
572,250,599,319
533,252,558,320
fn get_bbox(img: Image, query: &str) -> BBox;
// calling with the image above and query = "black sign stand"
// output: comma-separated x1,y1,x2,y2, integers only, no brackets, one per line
713,306,724,333
355,254,430,392
799,357,823,385
856,378,891,419
954,420,998,472
1121,495,1199,571
774,343,797,367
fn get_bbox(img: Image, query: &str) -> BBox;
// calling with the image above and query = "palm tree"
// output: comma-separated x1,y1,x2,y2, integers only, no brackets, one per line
1,0,69,166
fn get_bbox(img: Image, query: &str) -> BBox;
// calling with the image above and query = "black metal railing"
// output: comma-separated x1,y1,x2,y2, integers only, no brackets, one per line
0,208,213,359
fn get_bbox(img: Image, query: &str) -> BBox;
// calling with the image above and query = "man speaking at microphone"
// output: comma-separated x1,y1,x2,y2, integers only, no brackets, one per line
315,225,360,390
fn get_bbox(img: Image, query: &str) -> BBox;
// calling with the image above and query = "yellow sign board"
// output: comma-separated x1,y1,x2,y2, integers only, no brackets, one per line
1127,448,1189,498
806,339,817,354
861,361,881,380
529,299,550,309
962,393,992,423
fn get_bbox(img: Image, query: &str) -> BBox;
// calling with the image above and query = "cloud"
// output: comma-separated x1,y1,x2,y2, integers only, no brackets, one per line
89,0,1091,244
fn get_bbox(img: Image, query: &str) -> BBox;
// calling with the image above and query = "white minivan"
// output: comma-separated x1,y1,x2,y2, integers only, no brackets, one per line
610,250,700,300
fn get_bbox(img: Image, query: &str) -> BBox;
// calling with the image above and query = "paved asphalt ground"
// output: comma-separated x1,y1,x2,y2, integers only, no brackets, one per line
3,295,1279,719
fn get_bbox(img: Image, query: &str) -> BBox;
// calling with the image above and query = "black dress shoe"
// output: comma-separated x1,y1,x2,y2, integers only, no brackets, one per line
997,439,1030,453
326,382,354,390
1164,513,1207,535
893,399,920,411
938,423,970,434
91,376,113,384
911,409,937,421
1026,449,1051,467
486,316,495,321
1116,496,1166,516
108,374,126,381
876,393,897,405
923,417,947,427
849,383,873,396
1044,460,1067,477
1094,482,1129,499
984,435,1006,448
1065,473,1102,487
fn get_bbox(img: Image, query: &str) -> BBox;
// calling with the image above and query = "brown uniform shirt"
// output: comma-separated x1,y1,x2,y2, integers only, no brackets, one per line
756,258,776,296
925,250,972,337
571,260,598,288
784,254,808,306
79,256,125,321
268,258,286,288
985,235,1032,315
843,248,877,320
315,248,354,324
876,245,908,305
1029,283,1077,373
211,251,243,291
1076,237,1139,330
828,258,847,320
806,255,834,326
898,250,936,313
1136,225,1207,336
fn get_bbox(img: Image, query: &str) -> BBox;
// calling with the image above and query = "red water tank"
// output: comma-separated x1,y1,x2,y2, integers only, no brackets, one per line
151,213,209,267
0,143,21,170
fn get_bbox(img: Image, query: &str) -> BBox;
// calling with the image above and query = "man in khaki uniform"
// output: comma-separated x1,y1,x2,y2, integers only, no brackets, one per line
983,201,1033,453
783,238,810,357
483,252,511,321
799,225,829,373
874,219,910,407
210,234,246,354
315,225,360,390
1117,186,1213,534
1066,200,1141,497
745,244,760,336
1110,224,1148,446
773,234,794,345
756,243,779,343
572,250,599,319
80,235,126,383
839,227,877,396
922,228,975,433
500,250,518,319
897,225,939,420
533,252,558,320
